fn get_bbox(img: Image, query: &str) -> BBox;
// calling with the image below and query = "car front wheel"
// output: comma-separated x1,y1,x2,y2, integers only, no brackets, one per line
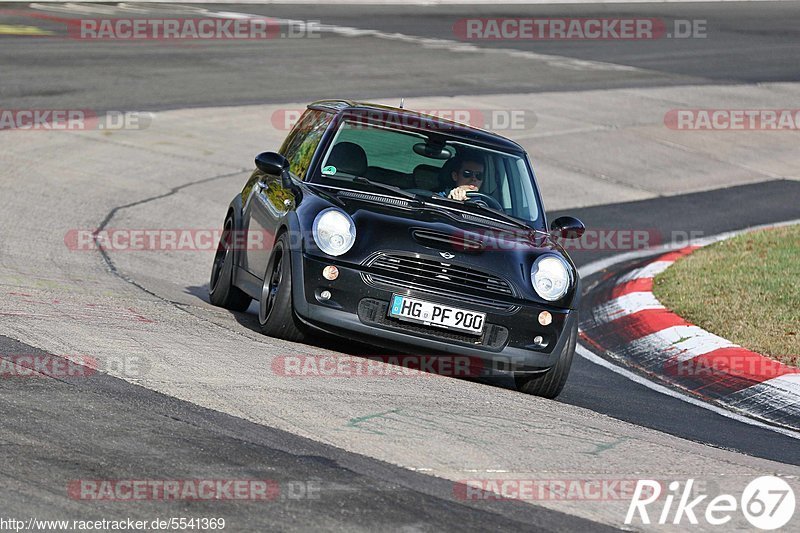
514,319,577,399
258,233,307,342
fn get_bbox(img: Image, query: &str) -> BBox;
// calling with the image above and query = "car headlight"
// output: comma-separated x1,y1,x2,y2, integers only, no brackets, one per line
312,208,356,256
530,255,572,301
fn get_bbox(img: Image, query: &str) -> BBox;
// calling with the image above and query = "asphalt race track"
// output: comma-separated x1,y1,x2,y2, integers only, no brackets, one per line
2,2,800,531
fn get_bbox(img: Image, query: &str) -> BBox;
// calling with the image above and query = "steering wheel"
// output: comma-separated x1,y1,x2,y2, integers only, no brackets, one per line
465,191,503,211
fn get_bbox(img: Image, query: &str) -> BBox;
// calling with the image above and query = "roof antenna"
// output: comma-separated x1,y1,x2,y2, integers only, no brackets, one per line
399,98,404,109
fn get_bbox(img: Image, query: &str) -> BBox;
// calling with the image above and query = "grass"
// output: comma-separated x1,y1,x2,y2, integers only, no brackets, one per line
653,224,800,367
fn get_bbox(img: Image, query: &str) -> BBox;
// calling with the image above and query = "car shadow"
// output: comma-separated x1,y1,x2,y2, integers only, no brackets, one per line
184,283,516,390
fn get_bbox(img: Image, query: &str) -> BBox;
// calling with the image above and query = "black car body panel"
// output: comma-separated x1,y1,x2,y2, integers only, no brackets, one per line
219,100,584,376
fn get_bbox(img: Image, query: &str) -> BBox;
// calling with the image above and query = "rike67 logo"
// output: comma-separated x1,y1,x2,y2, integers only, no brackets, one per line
626,477,795,530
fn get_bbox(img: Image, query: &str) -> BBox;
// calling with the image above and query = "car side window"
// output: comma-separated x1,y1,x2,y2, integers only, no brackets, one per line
280,110,333,180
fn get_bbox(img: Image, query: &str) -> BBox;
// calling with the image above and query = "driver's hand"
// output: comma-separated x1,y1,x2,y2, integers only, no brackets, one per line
448,185,478,201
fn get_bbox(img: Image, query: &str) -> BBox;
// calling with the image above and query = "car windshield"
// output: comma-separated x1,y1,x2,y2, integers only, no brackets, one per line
315,120,540,223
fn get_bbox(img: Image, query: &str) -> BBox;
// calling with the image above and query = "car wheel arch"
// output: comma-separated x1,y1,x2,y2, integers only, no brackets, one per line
275,215,312,319
225,196,245,286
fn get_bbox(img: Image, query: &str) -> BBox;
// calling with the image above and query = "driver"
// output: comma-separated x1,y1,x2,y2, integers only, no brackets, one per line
440,155,485,201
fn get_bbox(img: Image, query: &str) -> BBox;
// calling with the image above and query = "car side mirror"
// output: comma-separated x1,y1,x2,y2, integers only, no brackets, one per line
256,152,291,185
255,152,288,175
550,216,585,240
255,152,293,188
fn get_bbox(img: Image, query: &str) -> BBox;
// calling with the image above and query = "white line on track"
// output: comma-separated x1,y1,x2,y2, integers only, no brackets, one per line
576,345,800,440
578,219,800,440
30,2,642,72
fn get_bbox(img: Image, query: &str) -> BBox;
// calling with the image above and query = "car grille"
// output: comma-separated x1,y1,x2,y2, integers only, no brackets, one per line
366,252,514,297
357,298,509,349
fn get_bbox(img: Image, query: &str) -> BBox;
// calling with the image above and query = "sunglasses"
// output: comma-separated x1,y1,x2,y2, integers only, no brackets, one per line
460,169,485,180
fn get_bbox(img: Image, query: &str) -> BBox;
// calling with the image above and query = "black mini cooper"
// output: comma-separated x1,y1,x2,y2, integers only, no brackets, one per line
209,100,585,398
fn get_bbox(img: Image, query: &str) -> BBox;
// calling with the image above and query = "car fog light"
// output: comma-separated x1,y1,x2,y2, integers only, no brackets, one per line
533,335,544,345
323,265,339,280
319,290,332,301
538,311,552,326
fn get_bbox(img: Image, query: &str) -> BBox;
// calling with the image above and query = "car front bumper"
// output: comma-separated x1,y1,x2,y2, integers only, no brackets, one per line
292,252,578,373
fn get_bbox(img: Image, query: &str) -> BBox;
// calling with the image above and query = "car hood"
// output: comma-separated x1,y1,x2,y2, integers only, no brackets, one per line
299,191,578,308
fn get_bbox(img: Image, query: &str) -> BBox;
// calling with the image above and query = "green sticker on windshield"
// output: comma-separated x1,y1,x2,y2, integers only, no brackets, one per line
322,165,337,175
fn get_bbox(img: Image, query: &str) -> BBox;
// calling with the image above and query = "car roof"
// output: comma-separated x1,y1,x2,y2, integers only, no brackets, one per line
307,99,526,153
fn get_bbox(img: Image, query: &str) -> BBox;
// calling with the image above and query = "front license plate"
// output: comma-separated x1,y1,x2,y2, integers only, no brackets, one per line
388,295,486,336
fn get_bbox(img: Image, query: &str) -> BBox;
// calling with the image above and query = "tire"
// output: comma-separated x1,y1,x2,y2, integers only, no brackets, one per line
209,216,252,312
514,318,577,399
258,233,307,342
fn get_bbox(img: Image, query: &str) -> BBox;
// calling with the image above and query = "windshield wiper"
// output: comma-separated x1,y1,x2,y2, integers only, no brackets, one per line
350,176,428,207
456,199,548,236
